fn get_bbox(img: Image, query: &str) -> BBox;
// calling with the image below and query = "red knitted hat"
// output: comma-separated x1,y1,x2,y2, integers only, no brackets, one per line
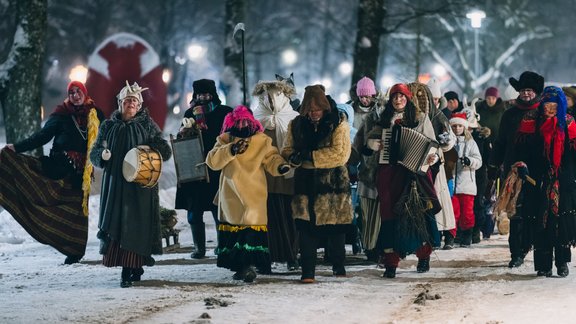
389,83,412,100
67,80,88,97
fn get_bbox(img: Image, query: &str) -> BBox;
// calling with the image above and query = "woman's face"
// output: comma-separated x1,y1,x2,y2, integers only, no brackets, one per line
391,93,407,111
308,108,325,123
567,96,574,108
451,124,465,136
68,86,86,106
543,102,558,119
122,97,141,120
359,96,374,107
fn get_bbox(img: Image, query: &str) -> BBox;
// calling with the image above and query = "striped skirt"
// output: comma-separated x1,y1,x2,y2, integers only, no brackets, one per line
102,240,145,268
216,222,271,274
0,148,87,256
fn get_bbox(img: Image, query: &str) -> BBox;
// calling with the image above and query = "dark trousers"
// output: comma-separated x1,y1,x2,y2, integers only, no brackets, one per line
299,229,346,279
187,207,218,227
533,223,572,271
509,217,530,259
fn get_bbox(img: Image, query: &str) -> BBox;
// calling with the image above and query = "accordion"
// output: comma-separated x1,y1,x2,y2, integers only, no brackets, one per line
379,125,439,175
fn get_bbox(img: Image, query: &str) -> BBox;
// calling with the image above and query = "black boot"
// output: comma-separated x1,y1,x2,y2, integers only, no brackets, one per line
443,232,454,250
383,266,396,278
557,263,569,277
191,225,206,259
508,256,524,268
130,267,144,282
472,227,481,244
121,267,132,288
64,255,83,265
243,266,257,283
417,258,430,273
460,229,472,247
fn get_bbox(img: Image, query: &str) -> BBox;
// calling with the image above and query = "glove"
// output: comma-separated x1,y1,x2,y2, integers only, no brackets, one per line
278,164,290,174
101,149,111,161
231,139,249,155
288,152,302,167
182,117,195,128
487,165,500,181
366,139,381,151
460,156,471,166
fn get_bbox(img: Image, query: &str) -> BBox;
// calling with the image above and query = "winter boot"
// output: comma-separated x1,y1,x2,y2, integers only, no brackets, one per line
508,256,524,268
472,227,481,244
557,263,569,277
417,258,430,273
460,229,472,247
442,232,455,250
383,266,396,278
130,267,144,282
120,267,133,288
243,266,257,283
64,255,83,265
191,225,206,259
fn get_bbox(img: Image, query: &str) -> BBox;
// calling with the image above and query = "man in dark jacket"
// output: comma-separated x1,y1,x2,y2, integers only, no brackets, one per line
487,71,545,268
175,79,233,258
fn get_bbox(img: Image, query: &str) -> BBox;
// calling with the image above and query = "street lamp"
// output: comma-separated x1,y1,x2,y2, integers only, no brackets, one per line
466,10,486,80
281,49,298,66
69,64,88,83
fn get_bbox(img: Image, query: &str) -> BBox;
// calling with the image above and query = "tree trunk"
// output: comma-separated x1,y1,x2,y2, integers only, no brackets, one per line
0,0,47,154
223,0,245,106
351,0,385,87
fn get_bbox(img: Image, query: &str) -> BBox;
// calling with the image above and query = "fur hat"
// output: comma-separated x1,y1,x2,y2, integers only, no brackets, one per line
562,86,576,104
193,79,217,95
427,79,442,98
117,81,148,111
444,91,459,101
450,112,468,128
67,81,88,98
356,77,376,97
389,83,412,100
484,86,499,98
509,71,544,95
300,84,330,116
252,80,296,98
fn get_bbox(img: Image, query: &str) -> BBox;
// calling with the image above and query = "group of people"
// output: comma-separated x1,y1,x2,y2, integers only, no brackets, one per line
2,69,576,288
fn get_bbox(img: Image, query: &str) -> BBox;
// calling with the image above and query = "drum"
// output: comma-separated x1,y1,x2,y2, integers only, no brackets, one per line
122,147,163,187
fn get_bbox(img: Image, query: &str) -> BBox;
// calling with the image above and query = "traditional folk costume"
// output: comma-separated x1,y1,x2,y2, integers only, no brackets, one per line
252,80,300,269
206,105,289,282
0,81,103,264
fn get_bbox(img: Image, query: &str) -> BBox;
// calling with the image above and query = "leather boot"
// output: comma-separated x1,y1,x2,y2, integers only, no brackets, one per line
417,258,430,273
191,225,206,259
121,267,132,288
130,267,144,282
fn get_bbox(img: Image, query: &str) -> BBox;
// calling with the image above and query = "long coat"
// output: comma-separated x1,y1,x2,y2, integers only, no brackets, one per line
281,110,353,230
206,132,286,226
174,104,233,211
90,109,172,256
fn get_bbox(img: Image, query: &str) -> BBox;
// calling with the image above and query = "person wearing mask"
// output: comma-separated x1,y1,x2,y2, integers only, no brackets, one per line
488,71,545,268
90,82,172,287
175,79,233,259
0,81,104,264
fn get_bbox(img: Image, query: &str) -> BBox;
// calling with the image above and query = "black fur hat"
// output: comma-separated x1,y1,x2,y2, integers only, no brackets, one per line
509,71,544,95
193,79,218,96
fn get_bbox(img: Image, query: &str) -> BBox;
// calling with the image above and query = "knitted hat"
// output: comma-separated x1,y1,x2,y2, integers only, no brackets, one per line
484,86,499,98
562,86,576,104
67,80,88,98
427,79,442,98
356,77,376,97
450,112,468,128
509,71,544,95
444,91,459,101
300,84,330,116
389,83,412,100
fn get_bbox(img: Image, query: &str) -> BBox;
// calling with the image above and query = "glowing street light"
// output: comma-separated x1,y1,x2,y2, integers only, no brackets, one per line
432,64,447,78
281,49,298,66
380,75,394,88
466,10,486,79
162,69,171,84
69,64,88,83
338,62,353,76
187,43,206,61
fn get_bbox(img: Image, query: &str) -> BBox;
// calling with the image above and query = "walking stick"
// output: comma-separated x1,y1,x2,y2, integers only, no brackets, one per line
233,22,247,106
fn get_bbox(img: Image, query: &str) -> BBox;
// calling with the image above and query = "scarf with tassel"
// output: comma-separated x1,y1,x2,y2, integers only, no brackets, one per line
81,108,100,216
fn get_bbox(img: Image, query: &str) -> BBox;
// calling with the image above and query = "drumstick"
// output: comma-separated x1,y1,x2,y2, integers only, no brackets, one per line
195,162,206,167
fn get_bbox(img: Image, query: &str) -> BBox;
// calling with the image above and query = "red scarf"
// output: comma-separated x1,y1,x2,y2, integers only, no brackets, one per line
539,117,564,175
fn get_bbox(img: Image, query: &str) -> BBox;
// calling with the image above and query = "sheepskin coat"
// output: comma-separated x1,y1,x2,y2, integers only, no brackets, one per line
281,111,352,228
206,132,286,226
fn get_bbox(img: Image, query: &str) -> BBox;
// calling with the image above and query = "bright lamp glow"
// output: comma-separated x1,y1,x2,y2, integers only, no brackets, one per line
187,43,206,61
321,77,332,90
466,10,486,28
172,105,181,115
162,69,171,83
380,75,394,88
432,64,447,78
339,92,349,103
68,65,88,83
281,49,298,66
338,62,353,76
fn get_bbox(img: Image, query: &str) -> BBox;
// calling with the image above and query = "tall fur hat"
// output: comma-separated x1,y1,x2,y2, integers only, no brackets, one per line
509,71,544,95
300,84,330,116
252,80,296,98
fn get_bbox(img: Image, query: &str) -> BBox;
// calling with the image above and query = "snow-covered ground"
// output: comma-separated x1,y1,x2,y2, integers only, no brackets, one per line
2,127,576,323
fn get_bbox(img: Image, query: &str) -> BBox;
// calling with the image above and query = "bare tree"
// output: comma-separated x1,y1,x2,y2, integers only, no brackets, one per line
352,0,385,85
0,0,47,149
223,0,246,106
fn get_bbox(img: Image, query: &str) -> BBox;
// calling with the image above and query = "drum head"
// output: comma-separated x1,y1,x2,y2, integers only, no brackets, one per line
122,148,140,182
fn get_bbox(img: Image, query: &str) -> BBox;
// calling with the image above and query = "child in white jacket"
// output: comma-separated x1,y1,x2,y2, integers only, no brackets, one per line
449,112,482,247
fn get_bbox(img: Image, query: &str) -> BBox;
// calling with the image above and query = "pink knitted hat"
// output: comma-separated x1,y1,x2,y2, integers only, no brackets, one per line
356,77,376,97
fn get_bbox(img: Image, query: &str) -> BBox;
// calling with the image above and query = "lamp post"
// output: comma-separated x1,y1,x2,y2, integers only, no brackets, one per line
466,10,486,81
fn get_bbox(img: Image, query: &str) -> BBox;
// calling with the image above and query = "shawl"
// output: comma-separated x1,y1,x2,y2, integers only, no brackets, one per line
253,91,299,150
